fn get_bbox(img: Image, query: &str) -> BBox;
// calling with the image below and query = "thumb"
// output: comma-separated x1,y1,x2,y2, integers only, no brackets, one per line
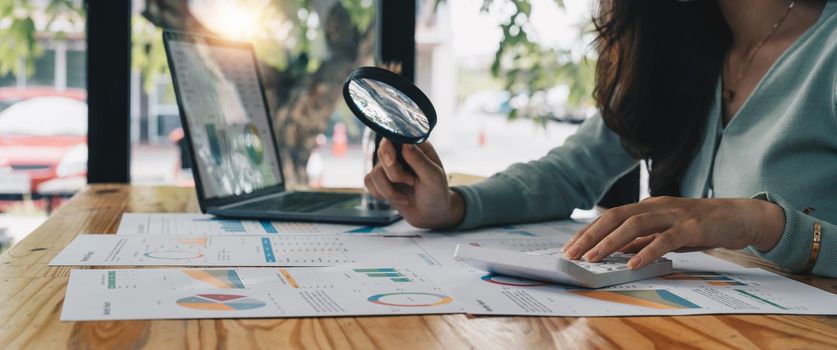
402,144,443,182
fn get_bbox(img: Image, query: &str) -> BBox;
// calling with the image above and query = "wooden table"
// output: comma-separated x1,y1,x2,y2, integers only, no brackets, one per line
2,184,837,349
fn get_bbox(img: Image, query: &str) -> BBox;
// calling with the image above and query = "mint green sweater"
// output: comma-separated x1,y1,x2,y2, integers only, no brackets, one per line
453,1,837,277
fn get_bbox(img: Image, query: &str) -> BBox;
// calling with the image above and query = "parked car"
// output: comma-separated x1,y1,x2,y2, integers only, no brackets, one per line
0,87,86,112
0,95,87,198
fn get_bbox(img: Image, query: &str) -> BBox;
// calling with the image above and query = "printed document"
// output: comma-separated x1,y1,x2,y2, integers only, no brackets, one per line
50,234,441,267
116,213,422,237
61,266,461,320
56,227,837,319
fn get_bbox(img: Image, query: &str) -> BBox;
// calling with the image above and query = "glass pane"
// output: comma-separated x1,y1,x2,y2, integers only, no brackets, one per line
67,50,86,88
0,1,86,250
131,0,377,190
0,72,15,88
29,50,56,86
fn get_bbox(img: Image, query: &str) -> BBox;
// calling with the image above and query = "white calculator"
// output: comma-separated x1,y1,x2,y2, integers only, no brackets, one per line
453,244,673,288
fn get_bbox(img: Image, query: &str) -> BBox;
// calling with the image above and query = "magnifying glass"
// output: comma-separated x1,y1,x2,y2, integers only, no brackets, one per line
342,66,437,173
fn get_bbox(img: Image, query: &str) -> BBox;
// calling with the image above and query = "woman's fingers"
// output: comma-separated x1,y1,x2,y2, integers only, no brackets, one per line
564,197,671,260
378,139,398,166
564,204,648,259
403,143,443,183
562,219,598,252
364,173,382,199
584,212,672,262
377,141,416,186
628,230,687,269
368,165,409,205
616,236,655,254
379,138,441,185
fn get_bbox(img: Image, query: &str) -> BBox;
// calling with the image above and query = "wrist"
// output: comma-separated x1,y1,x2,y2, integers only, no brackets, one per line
443,189,466,229
750,199,785,252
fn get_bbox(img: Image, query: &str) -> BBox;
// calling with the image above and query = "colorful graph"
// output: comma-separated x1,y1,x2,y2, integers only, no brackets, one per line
261,237,276,262
571,290,701,309
107,271,116,289
662,271,746,286
707,281,747,286
735,289,788,310
183,270,245,289
174,237,208,247
481,273,548,287
205,124,223,165
279,268,300,288
354,268,411,282
259,221,278,233
144,251,204,259
367,292,453,307
500,226,536,237
176,294,266,311
346,226,387,234
243,123,265,165
194,218,247,233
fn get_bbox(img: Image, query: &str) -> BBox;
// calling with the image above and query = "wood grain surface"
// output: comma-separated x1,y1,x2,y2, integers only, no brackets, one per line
1,184,837,350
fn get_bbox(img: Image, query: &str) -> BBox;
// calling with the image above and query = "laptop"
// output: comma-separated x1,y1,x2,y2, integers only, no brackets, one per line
162,31,400,225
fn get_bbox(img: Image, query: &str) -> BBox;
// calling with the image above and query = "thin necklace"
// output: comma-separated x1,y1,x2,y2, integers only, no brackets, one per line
722,1,796,102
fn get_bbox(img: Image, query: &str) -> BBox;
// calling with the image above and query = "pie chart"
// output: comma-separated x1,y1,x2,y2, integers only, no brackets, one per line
481,273,548,287
367,292,453,307
176,294,266,311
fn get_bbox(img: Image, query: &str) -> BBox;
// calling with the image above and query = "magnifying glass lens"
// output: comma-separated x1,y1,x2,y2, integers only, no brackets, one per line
343,67,437,176
347,78,430,138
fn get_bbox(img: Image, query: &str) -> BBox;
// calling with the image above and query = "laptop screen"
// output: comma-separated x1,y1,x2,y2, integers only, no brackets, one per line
166,34,284,199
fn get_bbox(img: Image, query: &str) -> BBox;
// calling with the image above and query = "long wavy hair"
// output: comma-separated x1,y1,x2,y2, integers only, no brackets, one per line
593,0,732,196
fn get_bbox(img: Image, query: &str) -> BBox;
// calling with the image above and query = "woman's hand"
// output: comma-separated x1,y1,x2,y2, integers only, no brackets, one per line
364,138,465,229
562,196,786,269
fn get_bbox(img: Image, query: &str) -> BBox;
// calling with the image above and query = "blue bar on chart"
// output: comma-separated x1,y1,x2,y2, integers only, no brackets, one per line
194,218,247,233
218,220,246,233
261,238,276,262
259,221,278,234
353,268,411,282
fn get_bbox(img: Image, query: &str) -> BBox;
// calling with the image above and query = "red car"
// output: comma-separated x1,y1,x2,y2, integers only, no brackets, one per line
0,88,87,201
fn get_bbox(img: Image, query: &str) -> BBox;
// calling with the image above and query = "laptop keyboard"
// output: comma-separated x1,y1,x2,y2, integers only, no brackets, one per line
230,192,360,213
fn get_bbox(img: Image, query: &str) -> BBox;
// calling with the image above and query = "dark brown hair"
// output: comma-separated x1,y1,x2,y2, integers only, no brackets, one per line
593,0,731,196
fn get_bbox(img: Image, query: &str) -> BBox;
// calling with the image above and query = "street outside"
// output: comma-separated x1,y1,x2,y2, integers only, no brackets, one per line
314,110,580,188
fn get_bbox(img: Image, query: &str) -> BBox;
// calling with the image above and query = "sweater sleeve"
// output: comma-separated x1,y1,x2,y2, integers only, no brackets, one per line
450,114,638,230
751,192,837,278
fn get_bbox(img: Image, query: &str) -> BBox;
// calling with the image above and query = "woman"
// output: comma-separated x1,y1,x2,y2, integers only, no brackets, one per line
364,0,836,277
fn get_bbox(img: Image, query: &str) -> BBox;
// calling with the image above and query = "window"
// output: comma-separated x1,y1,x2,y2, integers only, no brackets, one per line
29,50,56,86
130,0,378,189
0,72,15,87
0,0,86,248
66,50,86,88
411,0,592,178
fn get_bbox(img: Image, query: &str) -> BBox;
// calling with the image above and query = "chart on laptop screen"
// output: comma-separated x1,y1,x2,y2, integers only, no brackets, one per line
168,37,283,198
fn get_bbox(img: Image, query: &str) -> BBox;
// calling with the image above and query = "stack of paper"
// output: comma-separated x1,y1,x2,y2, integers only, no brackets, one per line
52,213,837,321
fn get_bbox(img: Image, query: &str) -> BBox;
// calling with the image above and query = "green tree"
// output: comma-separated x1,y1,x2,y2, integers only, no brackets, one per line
447,0,596,123
0,0,84,77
